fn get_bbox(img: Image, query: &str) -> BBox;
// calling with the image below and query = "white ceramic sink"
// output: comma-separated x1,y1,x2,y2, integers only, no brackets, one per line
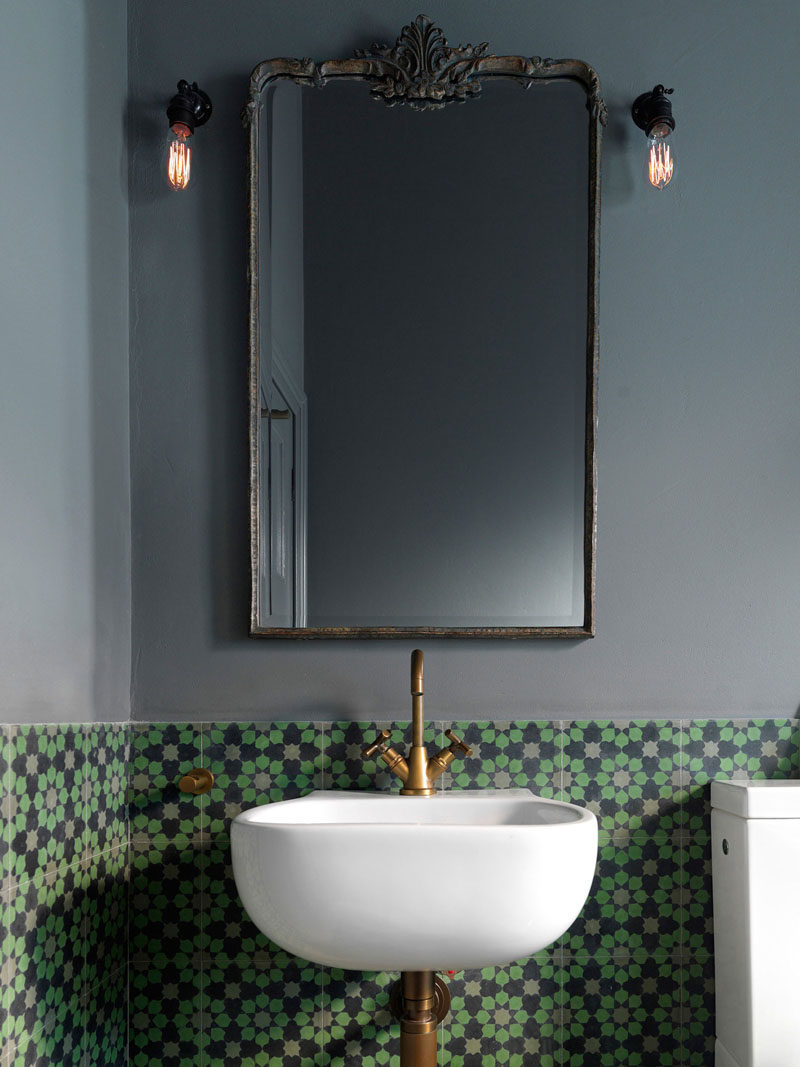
231,789,597,971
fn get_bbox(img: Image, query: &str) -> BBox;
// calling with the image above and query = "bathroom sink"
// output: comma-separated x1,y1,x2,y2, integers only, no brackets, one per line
231,789,597,971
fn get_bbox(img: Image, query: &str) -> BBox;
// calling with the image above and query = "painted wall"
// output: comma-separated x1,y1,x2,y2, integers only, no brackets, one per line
128,0,800,721
0,1,130,723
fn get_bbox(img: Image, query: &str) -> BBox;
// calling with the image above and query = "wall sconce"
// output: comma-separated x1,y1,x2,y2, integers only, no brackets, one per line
166,80,212,190
632,85,675,190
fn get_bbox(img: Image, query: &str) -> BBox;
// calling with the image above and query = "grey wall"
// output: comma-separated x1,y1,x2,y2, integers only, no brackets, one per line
1,0,130,723
128,0,800,721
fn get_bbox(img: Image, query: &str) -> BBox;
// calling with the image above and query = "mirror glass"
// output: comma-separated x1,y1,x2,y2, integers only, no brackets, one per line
250,53,600,637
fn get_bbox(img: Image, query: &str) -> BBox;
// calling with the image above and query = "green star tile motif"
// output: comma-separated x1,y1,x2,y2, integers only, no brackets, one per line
562,720,682,835
0,724,14,884
202,832,273,961
677,836,713,957
130,956,202,1066
205,721,321,836
82,722,130,854
130,722,204,839
5,866,85,1056
131,836,203,959
681,954,715,1065
81,845,129,988
681,718,800,835
559,953,681,1065
559,833,683,958
322,721,427,793
82,965,127,1065
9,724,85,883
441,957,560,1066
322,968,396,1065
447,721,560,797
203,955,324,1066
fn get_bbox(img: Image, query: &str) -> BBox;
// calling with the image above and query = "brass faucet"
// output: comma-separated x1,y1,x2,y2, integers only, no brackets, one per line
361,649,472,796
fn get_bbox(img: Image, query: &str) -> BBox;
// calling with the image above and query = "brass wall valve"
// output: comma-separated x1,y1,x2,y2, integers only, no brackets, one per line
178,767,215,795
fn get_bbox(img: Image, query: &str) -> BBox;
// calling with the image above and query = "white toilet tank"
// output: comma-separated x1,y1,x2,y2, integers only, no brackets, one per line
711,779,800,1067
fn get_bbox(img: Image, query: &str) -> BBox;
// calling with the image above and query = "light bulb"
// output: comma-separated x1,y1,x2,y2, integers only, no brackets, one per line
167,122,192,190
647,124,674,191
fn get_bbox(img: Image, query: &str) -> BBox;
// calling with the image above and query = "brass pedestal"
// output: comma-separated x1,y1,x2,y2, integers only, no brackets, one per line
390,971,451,1067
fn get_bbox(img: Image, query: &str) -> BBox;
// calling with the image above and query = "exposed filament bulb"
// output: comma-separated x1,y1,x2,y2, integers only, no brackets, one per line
648,134,674,190
167,123,192,190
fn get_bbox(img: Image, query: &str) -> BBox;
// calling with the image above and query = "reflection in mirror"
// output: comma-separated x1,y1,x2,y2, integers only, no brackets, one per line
249,25,603,637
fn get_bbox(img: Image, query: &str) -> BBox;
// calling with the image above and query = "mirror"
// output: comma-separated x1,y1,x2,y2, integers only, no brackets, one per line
246,16,604,638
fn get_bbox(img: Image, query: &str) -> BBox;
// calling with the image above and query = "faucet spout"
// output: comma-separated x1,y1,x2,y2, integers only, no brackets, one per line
360,650,472,796
410,648,424,748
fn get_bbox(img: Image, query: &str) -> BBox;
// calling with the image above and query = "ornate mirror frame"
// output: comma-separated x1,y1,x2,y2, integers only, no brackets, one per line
245,15,606,639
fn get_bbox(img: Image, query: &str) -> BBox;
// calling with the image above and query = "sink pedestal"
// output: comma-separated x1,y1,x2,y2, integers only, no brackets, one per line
390,971,451,1066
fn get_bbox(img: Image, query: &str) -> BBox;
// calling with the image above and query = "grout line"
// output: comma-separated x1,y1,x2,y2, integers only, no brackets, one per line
318,721,327,791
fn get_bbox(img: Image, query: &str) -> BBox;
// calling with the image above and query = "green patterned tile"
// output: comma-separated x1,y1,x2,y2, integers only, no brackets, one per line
205,721,321,836
82,964,127,1065
681,954,715,1065
203,954,324,1066
322,721,419,793
131,835,202,959
681,718,800,835
441,956,560,1066
563,720,682,835
5,1025,82,1065
558,953,681,1066
82,722,129,854
81,845,129,988
447,721,560,797
0,725,14,887
130,955,202,1066
202,831,272,961
678,835,713,958
130,722,204,839
322,968,396,1065
559,832,683,958
9,724,84,884
5,866,85,1057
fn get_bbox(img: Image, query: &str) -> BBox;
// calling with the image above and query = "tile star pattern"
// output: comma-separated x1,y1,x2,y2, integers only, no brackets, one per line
0,716,796,1064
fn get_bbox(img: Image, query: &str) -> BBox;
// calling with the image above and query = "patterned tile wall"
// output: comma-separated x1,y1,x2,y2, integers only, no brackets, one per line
129,716,800,1067
0,723,130,1067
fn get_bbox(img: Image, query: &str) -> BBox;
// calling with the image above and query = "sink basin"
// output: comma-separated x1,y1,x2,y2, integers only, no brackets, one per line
231,789,597,971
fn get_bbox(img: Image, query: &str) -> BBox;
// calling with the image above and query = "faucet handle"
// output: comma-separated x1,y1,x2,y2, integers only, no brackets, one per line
444,729,473,758
362,729,392,759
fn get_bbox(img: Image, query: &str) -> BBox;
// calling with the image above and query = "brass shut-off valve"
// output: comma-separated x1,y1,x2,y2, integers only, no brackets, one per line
361,651,472,796
178,767,215,795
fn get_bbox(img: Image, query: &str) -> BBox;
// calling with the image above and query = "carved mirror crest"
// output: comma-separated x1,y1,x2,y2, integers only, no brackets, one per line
246,16,605,638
